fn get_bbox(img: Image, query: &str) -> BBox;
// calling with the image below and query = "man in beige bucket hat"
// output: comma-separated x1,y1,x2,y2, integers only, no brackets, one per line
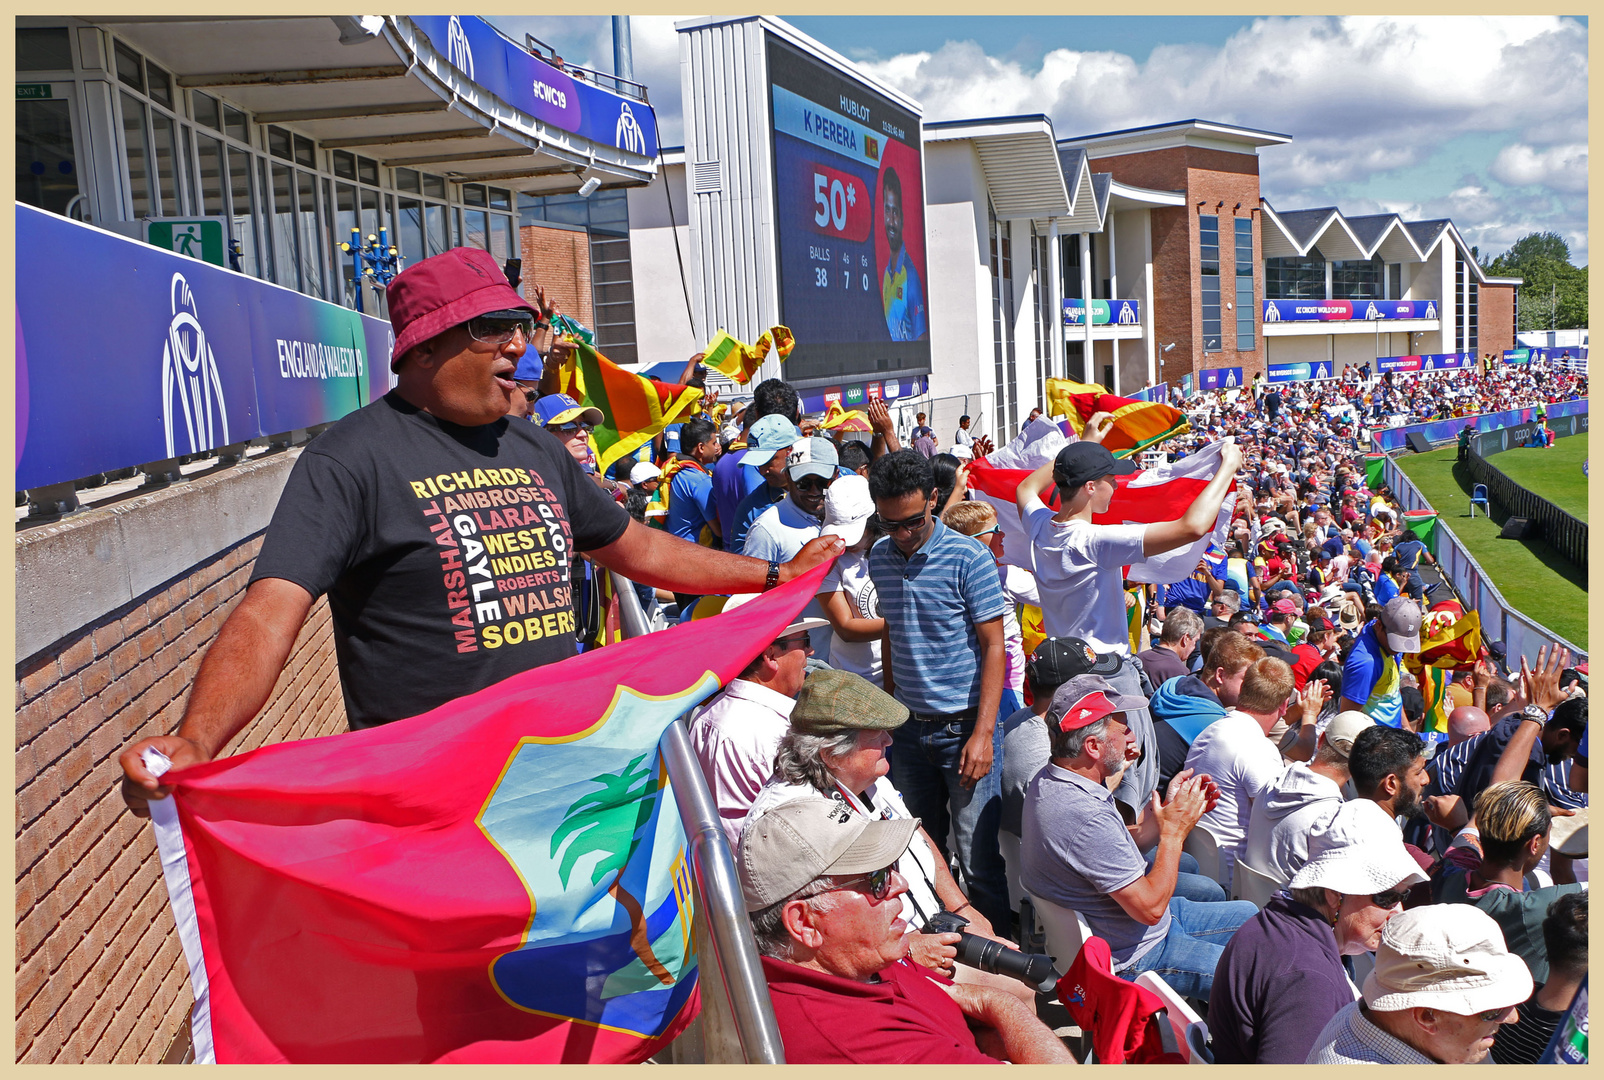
1306,904,1532,1063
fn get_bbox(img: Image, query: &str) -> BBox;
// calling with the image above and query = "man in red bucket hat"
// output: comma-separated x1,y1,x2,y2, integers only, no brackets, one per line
120,248,842,814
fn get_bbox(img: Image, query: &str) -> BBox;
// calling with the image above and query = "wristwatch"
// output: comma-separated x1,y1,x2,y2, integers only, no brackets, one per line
1521,704,1549,726
764,559,781,591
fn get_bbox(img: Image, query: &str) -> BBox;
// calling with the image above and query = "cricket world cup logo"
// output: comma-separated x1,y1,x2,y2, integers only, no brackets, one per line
446,15,475,80
162,273,229,458
616,103,646,155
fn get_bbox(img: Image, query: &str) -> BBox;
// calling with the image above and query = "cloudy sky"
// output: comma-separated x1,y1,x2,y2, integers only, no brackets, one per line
489,16,1589,265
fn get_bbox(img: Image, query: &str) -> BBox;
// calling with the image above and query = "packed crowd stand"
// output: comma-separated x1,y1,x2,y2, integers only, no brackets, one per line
117,248,1587,1065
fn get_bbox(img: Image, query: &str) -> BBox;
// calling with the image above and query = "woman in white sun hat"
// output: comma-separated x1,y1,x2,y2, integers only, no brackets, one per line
1306,903,1533,1064
1208,796,1429,1064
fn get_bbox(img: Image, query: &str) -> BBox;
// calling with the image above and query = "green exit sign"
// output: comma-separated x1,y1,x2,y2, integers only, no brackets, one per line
17,84,53,99
145,218,228,267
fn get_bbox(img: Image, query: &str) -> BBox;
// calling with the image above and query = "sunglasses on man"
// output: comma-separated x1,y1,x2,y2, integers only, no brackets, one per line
870,504,933,535
466,310,536,346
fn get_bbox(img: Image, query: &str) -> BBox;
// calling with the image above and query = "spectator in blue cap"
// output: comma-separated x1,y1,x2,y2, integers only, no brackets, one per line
532,393,604,472
728,414,804,555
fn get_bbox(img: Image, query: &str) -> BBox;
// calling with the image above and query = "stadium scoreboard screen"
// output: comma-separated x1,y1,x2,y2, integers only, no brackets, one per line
765,35,929,387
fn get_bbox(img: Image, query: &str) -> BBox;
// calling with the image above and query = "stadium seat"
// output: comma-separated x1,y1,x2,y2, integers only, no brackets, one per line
1185,1020,1214,1065
1182,825,1221,884
1469,484,1490,518
1135,971,1209,1063
1028,891,1092,976
1232,859,1282,908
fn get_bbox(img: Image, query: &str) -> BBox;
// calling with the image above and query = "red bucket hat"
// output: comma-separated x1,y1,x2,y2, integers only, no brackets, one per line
386,247,534,370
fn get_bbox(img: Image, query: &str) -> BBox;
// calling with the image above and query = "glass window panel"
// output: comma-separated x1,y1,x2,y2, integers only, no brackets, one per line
356,156,378,185
224,105,250,145
225,146,258,276
489,187,510,210
195,133,224,216
270,161,298,288
359,185,380,243
500,214,517,262
16,97,81,215
322,176,337,291
147,63,173,109
192,91,220,132
424,202,447,256
1236,278,1255,350
463,183,487,207
331,149,356,180
115,40,144,92
421,172,446,199
462,207,489,250
296,168,322,298
17,27,73,71
335,182,358,304
398,197,425,265
489,213,510,262
1332,258,1384,301
150,110,180,215
119,92,152,218
293,135,315,168
267,126,292,161
395,167,419,193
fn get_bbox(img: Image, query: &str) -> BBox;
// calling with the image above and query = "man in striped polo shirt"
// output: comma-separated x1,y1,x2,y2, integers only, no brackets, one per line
866,450,1011,931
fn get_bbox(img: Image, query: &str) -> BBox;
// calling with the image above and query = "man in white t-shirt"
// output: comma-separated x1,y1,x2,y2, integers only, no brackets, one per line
1015,418,1242,816
1183,656,1296,890
746,436,839,658
688,595,831,848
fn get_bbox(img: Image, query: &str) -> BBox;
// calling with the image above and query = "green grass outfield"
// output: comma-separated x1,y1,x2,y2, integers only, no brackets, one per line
1395,440,1588,649
1485,432,1589,522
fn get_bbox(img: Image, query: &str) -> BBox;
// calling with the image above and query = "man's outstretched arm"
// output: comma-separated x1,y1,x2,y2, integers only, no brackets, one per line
119,577,313,816
587,518,842,594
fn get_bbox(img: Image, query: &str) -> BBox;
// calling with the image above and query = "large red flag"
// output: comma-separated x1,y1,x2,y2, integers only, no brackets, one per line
145,565,830,1063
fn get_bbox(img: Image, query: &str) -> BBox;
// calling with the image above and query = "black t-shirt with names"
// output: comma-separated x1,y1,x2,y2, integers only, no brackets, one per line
252,392,631,728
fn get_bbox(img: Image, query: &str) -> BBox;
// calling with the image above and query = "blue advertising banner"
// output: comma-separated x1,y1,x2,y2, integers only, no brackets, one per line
1375,352,1470,374
407,16,657,158
799,375,926,415
1370,398,1589,452
1262,298,1439,323
16,205,393,490
1063,298,1142,326
1503,346,1589,365
1266,360,1339,384
1128,384,1169,404
1197,367,1244,391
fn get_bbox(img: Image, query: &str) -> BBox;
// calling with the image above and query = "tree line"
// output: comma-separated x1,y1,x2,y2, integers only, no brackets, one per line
1478,232,1588,332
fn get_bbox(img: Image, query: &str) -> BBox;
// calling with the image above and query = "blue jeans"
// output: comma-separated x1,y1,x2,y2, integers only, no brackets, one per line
1119,896,1257,1001
1143,850,1226,903
889,712,1011,931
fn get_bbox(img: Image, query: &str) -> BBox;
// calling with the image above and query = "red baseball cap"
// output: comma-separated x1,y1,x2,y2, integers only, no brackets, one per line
386,247,534,370
1046,674,1148,732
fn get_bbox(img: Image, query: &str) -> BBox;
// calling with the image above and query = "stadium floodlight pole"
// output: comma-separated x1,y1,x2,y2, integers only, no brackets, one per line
612,16,633,84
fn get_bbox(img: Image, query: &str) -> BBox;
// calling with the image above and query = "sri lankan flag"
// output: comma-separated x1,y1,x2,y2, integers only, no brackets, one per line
1046,378,1188,458
1415,665,1451,737
701,326,794,385
819,402,873,432
559,342,704,473
1414,609,1483,671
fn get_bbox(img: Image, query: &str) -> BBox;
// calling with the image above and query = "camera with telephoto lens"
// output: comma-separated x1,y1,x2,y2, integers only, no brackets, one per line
924,911,1058,994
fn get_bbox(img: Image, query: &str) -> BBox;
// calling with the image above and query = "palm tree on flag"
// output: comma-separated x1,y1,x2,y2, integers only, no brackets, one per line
551,753,674,985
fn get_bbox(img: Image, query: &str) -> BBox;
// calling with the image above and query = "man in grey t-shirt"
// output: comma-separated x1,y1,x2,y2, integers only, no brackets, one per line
1020,674,1256,999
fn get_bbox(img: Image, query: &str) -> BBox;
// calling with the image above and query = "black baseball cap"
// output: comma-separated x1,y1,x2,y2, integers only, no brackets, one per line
1053,442,1138,493
1027,636,1122,691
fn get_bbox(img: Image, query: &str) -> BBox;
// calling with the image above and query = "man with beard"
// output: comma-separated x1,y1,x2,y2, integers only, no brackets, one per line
1348,725,1436,879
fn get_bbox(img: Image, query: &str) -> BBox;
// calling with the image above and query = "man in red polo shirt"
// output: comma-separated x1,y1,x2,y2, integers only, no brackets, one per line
738,799,1072,1064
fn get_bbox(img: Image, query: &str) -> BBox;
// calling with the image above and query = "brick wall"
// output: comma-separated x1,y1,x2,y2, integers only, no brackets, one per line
15,535,348,1063
1480,282,1517,354
1094,146,1265,384
517,223,594,329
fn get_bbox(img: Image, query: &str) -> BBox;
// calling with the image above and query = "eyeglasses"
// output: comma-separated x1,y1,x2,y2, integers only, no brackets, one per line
772,633,812,652
839,866,895,901
1477,1007,1512,1023
466,313,535,346
870,506,932,534
550,421,593,435
973,527,1000,539
793,475,832,493
1370,887,1409,909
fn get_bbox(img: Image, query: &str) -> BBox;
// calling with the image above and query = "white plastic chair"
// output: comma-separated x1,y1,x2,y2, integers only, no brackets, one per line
1185,1020,1214,1064
1027,891,1092,976
999,830,1025,912
1135,970,1207,1063
1182,825,1221,884
1525,866,1554,891
1232,859,1282,908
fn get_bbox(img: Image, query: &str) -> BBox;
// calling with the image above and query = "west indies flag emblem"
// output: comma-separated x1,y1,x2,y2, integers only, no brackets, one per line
144,565,831,1063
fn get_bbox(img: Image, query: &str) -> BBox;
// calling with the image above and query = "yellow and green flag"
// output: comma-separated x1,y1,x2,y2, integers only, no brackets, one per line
559,342,704,473
1045,378,1189,458
702,326,795,385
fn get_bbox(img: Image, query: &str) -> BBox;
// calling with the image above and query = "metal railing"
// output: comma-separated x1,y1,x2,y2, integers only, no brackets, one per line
608,571,786,1064
1466,429,1589,571
522,33,650,102
1379,456,1586,663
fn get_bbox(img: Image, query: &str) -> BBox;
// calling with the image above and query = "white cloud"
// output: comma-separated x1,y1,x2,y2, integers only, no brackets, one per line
1490,143,1589,194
